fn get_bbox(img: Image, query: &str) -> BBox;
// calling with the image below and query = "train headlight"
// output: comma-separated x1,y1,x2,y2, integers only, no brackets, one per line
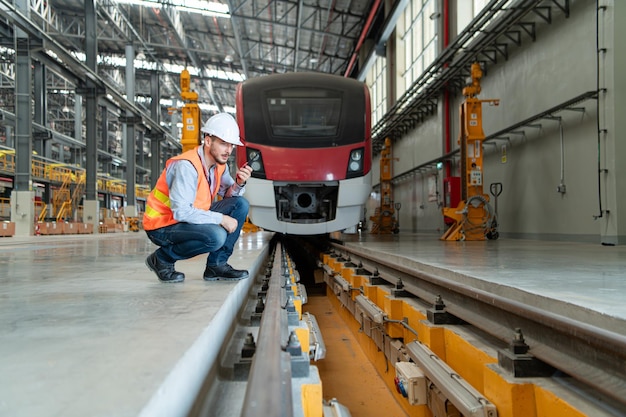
346,147,365,178
248,150,262,171
246,147,266,179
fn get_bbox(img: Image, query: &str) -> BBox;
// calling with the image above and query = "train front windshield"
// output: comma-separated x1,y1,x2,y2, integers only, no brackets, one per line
242,81,366,148
266,88,341,138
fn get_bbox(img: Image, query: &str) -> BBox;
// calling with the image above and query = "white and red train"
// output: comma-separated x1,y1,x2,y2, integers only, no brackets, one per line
236,72,372,235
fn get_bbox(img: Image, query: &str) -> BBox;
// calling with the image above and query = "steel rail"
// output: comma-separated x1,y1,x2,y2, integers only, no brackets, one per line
240,242,294,417
330,243,626,409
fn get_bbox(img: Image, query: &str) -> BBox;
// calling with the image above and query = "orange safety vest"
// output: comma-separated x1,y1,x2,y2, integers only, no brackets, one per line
143,146,226,231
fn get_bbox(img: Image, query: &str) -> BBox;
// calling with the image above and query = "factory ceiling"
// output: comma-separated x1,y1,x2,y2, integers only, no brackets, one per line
15,0,383,115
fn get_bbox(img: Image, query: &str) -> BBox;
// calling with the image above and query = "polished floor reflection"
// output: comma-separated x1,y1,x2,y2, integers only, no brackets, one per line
0,232,273,417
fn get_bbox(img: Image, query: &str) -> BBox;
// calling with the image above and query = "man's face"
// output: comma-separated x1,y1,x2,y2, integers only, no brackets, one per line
206,135,235,165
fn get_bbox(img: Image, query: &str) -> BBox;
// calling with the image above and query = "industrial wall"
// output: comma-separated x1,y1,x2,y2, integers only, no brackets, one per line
371,0,625,243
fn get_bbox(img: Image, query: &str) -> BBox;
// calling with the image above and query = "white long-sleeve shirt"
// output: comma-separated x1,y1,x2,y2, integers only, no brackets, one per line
165,148,245,225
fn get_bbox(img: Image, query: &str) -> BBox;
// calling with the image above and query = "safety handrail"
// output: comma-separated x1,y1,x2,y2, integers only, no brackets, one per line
0,148,151,199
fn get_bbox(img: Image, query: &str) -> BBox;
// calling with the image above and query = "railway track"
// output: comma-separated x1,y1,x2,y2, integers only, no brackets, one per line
190,240,344,417
324,242,626,414
187,236,625,416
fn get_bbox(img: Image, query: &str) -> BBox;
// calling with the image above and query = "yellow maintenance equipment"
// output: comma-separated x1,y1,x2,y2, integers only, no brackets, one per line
51,170,85,222
441,62,499,241
180,69,202,152
242,216,261,233
127,217,140,232
370,137,399,234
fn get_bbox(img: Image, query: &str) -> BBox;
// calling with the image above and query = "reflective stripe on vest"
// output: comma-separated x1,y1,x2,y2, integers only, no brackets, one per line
144,187,170,219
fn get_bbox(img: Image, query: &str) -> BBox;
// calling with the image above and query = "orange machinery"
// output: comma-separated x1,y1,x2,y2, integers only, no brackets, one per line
370,137,399,234
441,63,499,241
179,69,202,152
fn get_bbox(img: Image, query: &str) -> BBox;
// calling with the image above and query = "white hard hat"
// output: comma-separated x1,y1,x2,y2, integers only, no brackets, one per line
201,113,243,146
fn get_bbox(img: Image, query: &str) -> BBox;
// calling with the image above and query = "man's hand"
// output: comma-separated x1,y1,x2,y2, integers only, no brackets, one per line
236,163,253,186
220,214,238,233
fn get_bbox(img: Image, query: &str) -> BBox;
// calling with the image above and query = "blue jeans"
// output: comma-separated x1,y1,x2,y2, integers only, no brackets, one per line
146,197,249,266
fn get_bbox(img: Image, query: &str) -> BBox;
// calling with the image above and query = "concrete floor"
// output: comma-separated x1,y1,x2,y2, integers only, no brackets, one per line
0,231,273,417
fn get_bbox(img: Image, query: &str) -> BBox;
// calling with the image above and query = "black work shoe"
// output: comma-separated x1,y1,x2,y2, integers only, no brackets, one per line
203,264,249,281
146,253,185,283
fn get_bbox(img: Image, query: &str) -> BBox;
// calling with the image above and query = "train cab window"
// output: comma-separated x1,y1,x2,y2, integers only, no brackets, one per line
241,74,366,148
266,88,341,138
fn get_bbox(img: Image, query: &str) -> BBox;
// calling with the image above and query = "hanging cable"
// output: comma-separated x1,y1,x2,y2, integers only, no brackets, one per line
594,0,605,219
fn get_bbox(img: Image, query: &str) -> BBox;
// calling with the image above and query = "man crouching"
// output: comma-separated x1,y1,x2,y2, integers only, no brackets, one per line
143,112,252,283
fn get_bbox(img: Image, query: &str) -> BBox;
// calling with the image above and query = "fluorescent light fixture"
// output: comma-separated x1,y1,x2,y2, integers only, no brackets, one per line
298,283,307,304
355,295,386,324
323,399,351,417
303,312,326,361
333,275,351,292
114,0,230,18
69,51,244,84
406,341,497,417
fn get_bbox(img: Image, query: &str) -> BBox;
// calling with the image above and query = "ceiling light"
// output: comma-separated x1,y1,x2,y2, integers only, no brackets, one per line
62,96,70,113
113,0,230,18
